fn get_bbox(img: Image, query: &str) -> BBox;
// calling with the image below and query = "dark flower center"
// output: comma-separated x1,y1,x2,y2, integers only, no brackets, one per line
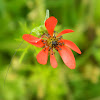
41,32,64,52
52,40,58,47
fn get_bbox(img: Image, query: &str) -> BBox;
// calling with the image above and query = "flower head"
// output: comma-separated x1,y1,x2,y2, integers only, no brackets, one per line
22,16,81,69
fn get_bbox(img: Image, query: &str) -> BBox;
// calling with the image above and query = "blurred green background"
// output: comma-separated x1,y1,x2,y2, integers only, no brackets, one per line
0,0,100,100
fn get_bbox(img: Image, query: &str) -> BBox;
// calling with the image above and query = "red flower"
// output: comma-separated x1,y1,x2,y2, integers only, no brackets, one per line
22,16,81,69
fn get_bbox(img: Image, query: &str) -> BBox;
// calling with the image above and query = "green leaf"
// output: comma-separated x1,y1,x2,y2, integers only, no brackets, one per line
19,46,30,63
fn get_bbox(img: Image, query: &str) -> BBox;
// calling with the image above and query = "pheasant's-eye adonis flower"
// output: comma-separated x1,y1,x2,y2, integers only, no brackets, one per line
22,16,81,69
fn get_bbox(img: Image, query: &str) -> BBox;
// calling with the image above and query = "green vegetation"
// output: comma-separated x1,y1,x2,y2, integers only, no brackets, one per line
0,0,100,100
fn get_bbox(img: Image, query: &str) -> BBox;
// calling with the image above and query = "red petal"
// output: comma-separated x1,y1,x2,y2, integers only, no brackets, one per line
58,46,76,69
36,48,48,65
57,29,74,37
61,39,81,54
45,16,57,36
22,34,44,47
50,53,58,68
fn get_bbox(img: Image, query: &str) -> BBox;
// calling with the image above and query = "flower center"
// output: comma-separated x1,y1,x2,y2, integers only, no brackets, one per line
41,32,64,52
52,40,57,47
46,36,58,48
